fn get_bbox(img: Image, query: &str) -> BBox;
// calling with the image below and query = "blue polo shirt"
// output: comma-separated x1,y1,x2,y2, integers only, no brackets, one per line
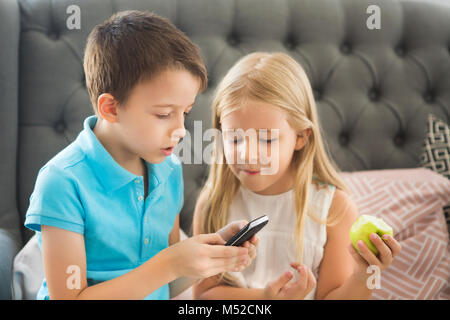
24,115,183,300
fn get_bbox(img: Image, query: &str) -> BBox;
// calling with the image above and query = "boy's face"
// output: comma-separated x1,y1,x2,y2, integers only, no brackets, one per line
114,69,200,164
220,99,310,195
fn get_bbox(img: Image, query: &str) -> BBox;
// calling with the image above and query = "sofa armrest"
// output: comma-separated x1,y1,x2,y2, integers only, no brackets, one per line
0,0,22,300
0,229,21,299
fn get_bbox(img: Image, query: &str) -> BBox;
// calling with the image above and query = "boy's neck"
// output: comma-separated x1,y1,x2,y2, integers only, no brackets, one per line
93,118,146,177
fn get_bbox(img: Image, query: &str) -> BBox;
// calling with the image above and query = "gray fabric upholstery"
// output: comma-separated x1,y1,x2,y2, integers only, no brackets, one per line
0,0,22,300
1,0,450,299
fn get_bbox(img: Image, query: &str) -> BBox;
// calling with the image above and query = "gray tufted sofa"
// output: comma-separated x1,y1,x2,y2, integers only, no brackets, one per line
1,0,449,299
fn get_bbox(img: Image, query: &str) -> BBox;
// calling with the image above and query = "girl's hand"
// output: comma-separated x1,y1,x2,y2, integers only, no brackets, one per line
264,263,316,300
217,220,259,270
347,233,402,282
169,233,249,279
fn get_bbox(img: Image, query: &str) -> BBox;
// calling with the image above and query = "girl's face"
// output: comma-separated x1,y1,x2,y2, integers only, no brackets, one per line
220,99,310,195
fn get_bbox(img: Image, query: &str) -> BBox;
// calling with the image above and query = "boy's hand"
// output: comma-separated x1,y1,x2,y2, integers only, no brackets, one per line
217,220,259,270
264,263,316,300
347,233,402,283
169,233,249,279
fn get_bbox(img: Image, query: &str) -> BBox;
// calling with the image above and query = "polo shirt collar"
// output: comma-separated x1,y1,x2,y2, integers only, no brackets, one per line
78,115,174,194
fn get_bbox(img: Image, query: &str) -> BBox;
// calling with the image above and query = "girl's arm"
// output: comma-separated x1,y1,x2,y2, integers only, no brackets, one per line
194,276,266,299
314,189,372,300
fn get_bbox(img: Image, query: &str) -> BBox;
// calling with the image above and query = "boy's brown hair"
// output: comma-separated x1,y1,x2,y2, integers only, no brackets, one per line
83,10,208,113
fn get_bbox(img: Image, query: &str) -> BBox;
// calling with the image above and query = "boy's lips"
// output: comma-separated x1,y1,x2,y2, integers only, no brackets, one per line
160,145,175,156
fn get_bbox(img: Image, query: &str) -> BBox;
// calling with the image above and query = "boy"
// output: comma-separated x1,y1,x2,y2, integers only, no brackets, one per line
24,10,256,300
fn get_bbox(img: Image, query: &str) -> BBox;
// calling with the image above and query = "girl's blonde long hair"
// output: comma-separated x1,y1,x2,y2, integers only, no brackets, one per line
198,52,350,284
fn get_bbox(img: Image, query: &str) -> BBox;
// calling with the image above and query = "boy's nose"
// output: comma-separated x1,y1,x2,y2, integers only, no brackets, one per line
171,127,186,141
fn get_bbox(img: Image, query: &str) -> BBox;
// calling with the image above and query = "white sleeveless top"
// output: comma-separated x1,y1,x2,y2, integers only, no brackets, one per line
226,182,336,300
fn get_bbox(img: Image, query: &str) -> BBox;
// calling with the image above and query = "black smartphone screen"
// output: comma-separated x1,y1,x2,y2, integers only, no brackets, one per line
225,215,269,246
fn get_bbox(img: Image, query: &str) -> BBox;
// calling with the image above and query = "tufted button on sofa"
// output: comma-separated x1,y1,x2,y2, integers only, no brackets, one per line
1,0,449,299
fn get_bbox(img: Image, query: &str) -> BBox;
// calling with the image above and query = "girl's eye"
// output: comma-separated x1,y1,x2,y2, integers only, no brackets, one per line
232,138,243,144
260,138,277,144
229,138,276,144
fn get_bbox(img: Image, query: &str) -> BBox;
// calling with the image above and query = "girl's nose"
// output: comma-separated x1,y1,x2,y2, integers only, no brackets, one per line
238,137,258,165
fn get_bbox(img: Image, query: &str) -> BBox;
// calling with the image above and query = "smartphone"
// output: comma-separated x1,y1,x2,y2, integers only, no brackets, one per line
225,215,269,246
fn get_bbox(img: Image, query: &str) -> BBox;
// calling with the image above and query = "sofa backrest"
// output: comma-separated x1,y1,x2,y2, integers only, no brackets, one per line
12,0,450,241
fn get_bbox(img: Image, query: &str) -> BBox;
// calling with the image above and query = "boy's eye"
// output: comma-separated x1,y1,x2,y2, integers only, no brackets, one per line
156,112,190,120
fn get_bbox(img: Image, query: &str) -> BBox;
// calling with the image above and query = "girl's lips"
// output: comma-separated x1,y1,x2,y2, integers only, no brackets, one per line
243,170,260,175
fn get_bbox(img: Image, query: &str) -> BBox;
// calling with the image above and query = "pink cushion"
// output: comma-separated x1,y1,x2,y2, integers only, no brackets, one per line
340,168,450,300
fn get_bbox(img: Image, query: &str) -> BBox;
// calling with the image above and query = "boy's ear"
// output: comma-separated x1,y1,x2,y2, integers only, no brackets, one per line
97,93,119,123
294,128,312,151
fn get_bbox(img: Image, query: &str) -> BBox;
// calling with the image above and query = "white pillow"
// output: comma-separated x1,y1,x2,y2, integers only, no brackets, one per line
12,234,43,300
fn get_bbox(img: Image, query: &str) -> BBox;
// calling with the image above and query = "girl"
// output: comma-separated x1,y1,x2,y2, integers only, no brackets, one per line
192,52,402,300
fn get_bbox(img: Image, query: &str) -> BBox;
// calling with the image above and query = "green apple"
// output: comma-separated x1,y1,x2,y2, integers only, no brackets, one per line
350,215,394,256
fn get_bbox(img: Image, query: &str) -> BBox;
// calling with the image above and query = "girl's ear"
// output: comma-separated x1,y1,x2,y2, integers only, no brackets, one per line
295,129,312,151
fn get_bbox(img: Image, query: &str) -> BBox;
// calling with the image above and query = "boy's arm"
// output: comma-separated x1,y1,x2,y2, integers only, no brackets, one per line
41,225,178,300
168,215,198,298
191,188,265,300
169,215,262,299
